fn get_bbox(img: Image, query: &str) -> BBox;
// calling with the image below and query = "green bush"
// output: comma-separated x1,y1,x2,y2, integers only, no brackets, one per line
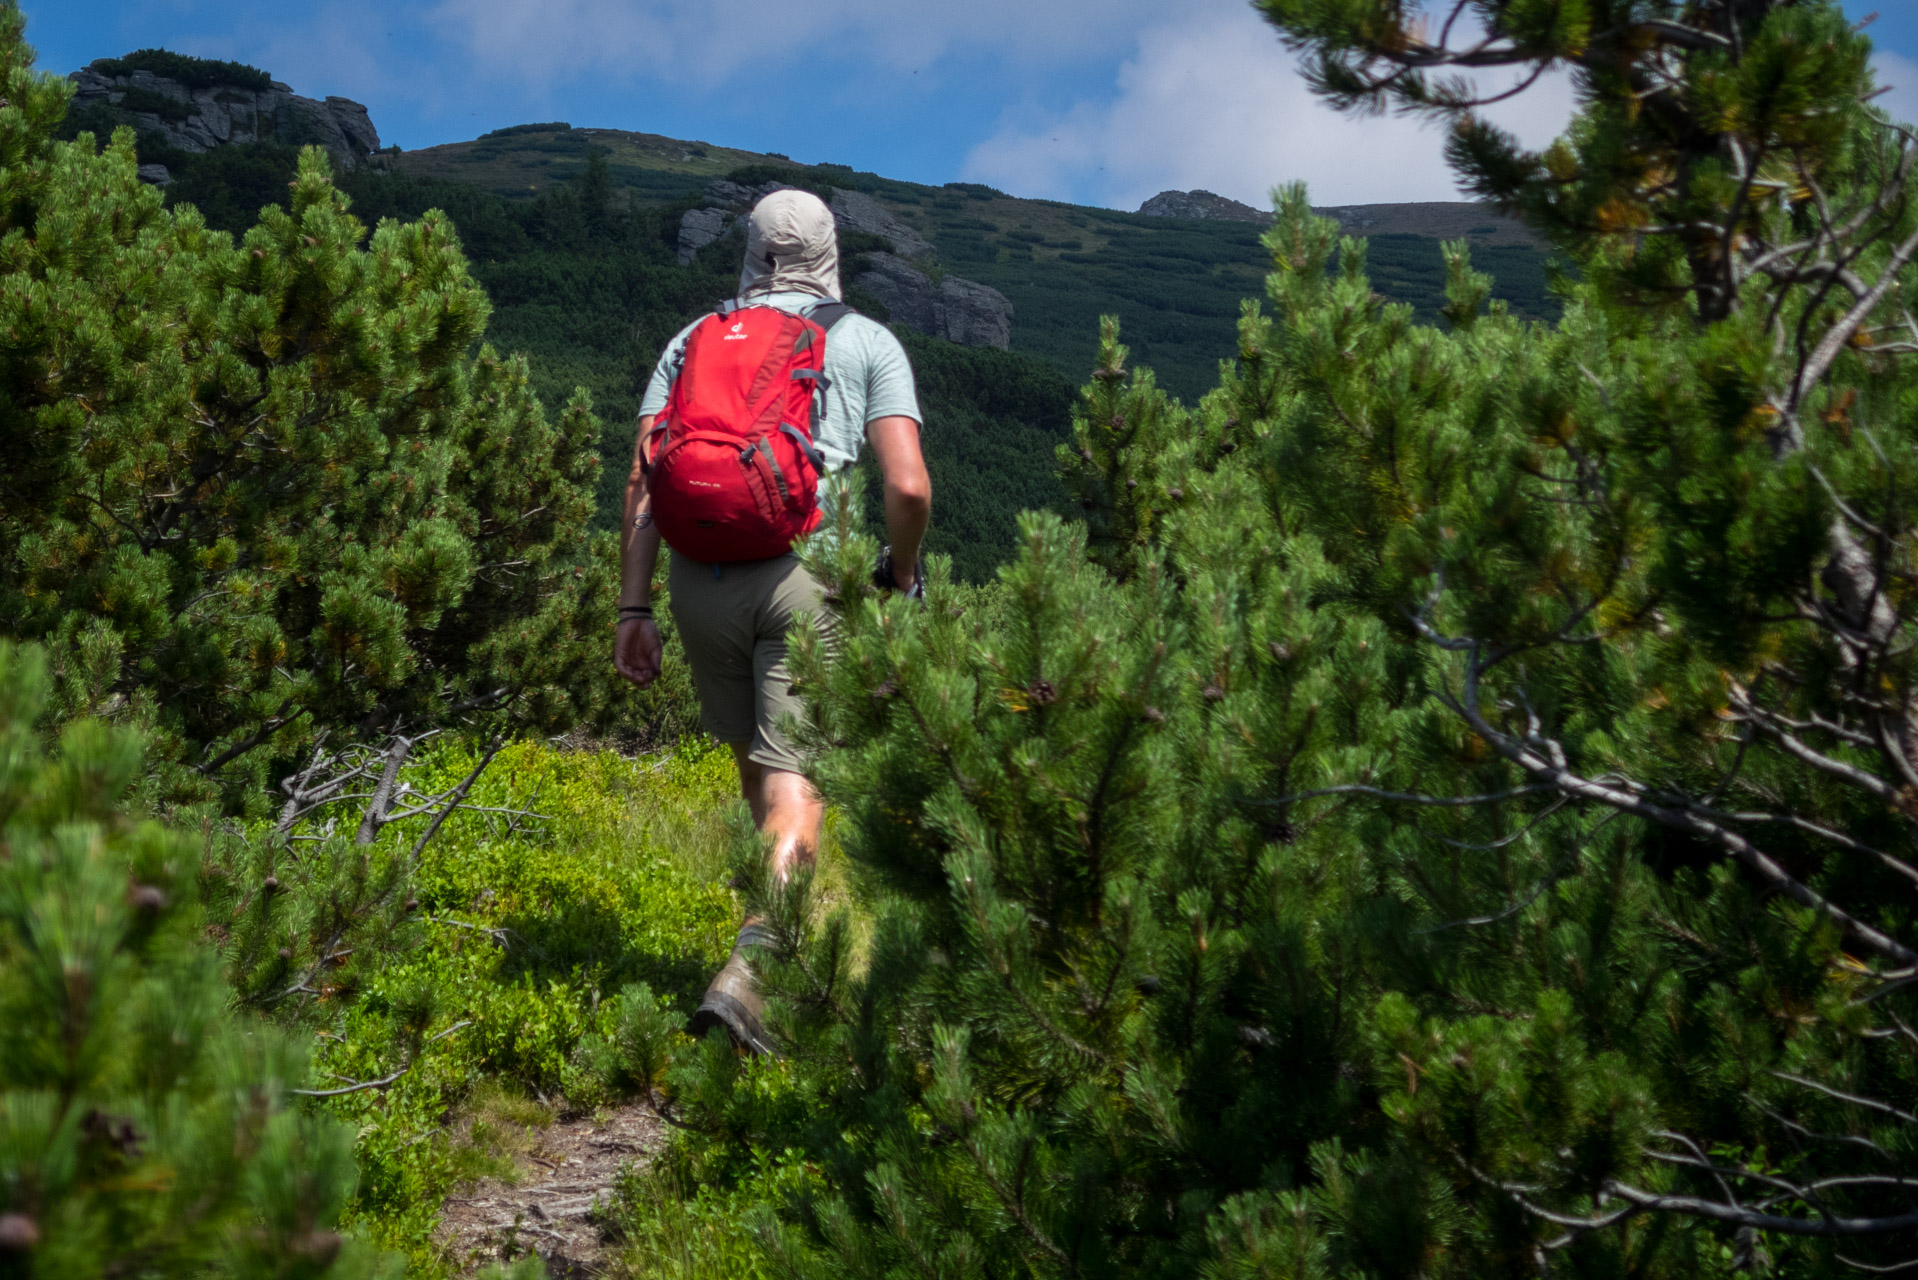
655,4,1918,1274
90,48,273,91
0,641,394,1278
482,123,573,139
113,85,193,121
12,27,641,805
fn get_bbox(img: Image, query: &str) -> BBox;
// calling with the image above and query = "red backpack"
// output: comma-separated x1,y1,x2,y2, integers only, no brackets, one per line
641,300,847,562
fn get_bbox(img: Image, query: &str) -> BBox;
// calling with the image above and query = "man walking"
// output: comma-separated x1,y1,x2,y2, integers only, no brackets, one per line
613,188,930,1054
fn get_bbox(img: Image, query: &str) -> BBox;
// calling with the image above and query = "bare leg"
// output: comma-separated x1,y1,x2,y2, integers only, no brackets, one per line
692,749,824,1055
730,745,823,884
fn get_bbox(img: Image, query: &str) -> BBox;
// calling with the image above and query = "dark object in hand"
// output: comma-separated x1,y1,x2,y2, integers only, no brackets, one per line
873,546,925,600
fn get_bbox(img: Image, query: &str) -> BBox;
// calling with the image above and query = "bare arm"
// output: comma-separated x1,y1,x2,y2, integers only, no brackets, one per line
615,414,664,687
867,415,931,593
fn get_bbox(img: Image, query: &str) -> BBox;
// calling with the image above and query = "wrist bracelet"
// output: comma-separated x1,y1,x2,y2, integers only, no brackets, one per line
618,605,654,620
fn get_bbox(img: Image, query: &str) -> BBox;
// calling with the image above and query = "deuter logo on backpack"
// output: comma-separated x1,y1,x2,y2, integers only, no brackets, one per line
641,303,844,562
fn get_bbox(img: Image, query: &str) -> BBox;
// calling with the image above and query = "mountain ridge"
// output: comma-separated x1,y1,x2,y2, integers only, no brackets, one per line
1139,187,1542,247
55,53,1562,445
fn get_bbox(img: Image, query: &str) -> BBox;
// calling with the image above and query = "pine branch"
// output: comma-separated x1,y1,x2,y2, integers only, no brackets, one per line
1411,618,1918,967
291,1021,472,1097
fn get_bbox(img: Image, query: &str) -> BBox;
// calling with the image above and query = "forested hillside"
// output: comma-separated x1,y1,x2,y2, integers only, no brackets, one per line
396,126,1560,399
57,87,1556,580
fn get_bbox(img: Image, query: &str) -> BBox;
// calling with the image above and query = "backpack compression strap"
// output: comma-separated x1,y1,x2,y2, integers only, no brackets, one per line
806,300,853,331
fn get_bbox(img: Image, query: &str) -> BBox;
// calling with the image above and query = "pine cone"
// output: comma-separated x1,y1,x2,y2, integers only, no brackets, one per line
81,1110,143,1158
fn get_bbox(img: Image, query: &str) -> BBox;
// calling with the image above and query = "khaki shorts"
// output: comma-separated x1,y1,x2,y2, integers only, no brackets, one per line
668,552,830,775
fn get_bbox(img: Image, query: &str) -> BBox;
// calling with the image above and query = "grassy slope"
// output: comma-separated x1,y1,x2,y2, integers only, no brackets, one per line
396,125,763,201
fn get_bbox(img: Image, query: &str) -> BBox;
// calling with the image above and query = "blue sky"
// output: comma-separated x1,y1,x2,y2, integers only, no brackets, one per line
25,0,1918,209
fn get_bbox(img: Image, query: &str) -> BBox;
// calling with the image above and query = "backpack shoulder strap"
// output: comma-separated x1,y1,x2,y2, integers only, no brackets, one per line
805,300,855,332
659,306,736,419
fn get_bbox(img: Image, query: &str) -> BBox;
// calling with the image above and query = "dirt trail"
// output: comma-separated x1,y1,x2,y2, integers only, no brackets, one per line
436,1103,665,1277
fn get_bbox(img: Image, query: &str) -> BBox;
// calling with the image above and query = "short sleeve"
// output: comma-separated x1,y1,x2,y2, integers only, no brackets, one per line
859,324,921,426
638,318,702,418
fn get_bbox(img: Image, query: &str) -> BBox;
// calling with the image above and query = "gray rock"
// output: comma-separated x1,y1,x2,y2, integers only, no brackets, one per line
136,163,172,186
125,69,189,103
66,59,382,171
678,207,735,264
702,180,759,208
69,67,111,100
325,96,381,156
829,189,933,262
934,274,1015,349
191,90,233,143
1316,207,1379,231
851,252,1011,350
1138,189,1268,222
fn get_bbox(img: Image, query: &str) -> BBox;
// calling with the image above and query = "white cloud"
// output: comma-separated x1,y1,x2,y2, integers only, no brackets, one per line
423,0,1167,89
1875,51,1918,131
963,4,1576,209
244,2,408,103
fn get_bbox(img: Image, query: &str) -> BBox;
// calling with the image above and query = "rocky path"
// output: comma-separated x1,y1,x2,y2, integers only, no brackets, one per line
436,1104,665,1277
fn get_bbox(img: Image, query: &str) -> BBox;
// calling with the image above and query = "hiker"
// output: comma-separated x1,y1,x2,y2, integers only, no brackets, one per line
613,188,930,1054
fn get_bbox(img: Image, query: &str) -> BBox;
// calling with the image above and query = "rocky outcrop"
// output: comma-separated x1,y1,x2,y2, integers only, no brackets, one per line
1138,189,1267,222
703,179,766,207
69,61,382,173
677,178,1012,348
677,207,734,264
851,253,1012,350
828,189,932,261
679,179,799,262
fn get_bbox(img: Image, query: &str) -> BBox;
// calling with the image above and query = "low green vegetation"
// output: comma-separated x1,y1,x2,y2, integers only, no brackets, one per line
258,737,745,1265
89,47,275,91
0,642,393,1279
0,623,763,1275
8,115,648,810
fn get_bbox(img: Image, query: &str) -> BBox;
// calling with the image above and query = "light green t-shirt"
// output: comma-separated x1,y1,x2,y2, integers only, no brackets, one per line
638,291,922,473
